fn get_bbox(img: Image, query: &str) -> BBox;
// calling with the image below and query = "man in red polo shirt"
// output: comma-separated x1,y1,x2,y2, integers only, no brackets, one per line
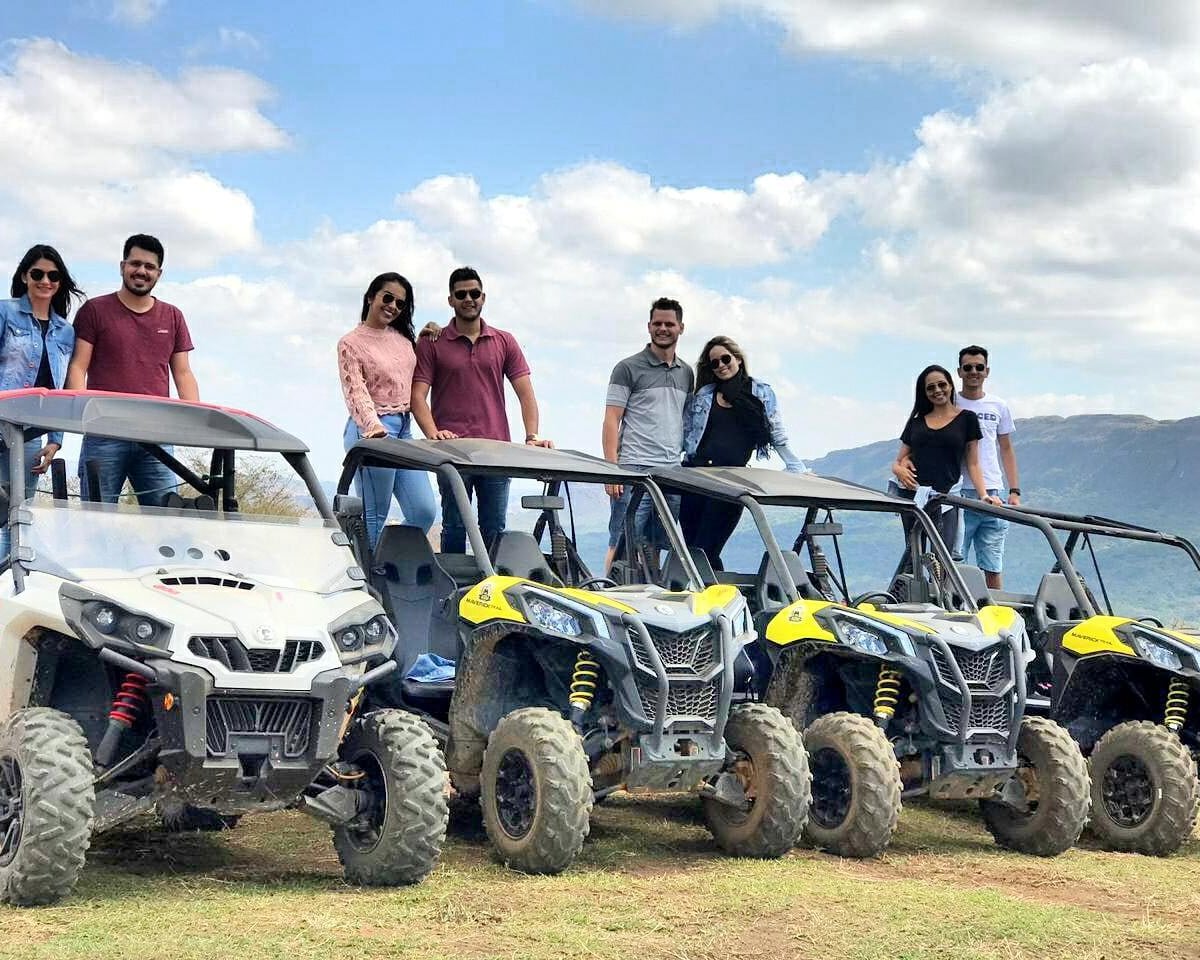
412,266,551,553
65,233,198,504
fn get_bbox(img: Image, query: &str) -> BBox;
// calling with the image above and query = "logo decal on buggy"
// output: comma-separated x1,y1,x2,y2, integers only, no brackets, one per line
478,584,493,604
459,576,527,626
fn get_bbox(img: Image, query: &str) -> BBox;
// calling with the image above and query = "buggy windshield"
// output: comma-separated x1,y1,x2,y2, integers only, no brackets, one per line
20,501,360,594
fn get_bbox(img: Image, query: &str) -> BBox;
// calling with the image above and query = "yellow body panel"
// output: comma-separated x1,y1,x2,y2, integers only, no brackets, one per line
459,576,640,626
1061,616,1136,657
690,584,741,615
974,605,1020,634
459,576,528,625
765,599,837,645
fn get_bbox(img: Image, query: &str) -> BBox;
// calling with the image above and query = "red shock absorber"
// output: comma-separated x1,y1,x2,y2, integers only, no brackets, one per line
96,673,150,768
109,674,149,725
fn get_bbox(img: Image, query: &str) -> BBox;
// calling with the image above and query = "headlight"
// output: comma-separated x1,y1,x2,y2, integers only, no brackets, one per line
77,599,169,651
326,606,395,663
842,622,889,656
526,596,582,637
732,605,752,637
834,614,916,658
1130,631,1184,672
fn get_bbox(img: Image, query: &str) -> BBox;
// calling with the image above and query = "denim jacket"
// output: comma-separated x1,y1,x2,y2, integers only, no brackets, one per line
682,380,808,473
0,296,74,446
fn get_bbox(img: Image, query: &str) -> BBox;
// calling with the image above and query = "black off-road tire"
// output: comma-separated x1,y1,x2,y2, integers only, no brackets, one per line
480,707,592,874
802,712,901,858
0,708,95,906
703,703,811,858
1087,720,1198,856
981,716,1089,857
333,709,448,886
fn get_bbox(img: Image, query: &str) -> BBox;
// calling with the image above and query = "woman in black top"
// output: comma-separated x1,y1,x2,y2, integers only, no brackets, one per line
679,336,805,569
891,364,1000,546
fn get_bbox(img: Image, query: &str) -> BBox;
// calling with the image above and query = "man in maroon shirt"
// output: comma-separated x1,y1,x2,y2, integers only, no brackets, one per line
66,234,199,504
412,266,551,553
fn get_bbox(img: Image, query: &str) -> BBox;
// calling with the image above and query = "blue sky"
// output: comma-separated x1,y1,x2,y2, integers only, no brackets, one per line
4,1,1200,480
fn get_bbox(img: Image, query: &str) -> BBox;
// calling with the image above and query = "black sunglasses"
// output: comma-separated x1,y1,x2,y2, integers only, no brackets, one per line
28,268,61,283
709,353,735,369
960,363,986,373
452,289,483,301
925,381,951,394
379,292,407,308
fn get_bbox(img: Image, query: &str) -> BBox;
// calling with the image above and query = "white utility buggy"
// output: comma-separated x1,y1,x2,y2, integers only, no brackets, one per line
0,389,447,906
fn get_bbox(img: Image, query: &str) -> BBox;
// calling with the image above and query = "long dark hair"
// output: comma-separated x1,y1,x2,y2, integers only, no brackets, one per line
10,244,85,319
695,334,750,390
908,364,957,420
360,272,415,341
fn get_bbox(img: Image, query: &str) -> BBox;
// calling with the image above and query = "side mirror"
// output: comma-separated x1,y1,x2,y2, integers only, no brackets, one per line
334,494,364,519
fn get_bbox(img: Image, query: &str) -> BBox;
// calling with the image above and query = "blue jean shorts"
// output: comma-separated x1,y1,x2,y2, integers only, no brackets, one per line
960,489,1008,573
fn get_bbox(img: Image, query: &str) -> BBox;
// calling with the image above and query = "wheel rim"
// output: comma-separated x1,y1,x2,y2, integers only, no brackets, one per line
810,746,852,829
1101,753,1156,828
494,748,537,840
343,750,388,853
0,755,23,867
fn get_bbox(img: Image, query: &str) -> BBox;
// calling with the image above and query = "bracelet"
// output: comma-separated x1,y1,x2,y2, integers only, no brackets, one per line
1008,487,1022,496
525,434,539,442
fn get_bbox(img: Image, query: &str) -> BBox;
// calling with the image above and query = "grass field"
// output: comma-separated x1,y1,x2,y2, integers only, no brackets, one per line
2,796,1199,960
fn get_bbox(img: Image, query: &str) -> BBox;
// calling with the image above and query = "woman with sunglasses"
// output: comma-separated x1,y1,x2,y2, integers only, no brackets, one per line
891,364,1001,548
0,245,84,540
338,272,437,551
679,335,806,569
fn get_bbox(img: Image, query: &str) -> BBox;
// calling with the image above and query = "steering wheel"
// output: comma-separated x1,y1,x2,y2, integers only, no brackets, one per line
851,590,898,607
1137,616,1165,627
578,576,619,590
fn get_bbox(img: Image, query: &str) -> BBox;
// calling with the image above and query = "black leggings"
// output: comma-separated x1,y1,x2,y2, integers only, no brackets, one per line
680,493,744,572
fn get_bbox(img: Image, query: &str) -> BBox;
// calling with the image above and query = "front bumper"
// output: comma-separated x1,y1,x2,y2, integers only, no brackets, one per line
145,660,358,809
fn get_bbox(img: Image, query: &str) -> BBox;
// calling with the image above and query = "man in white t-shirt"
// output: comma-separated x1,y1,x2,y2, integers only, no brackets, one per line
956,345,1021,589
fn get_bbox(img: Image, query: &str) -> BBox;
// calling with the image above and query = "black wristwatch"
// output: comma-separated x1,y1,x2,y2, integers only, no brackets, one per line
1008,487,1022,496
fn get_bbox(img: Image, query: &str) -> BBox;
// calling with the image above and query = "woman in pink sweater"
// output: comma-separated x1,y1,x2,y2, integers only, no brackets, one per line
338,272,437,549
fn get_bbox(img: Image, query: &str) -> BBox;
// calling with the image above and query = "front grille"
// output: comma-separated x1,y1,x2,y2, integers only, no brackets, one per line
930,644,1010,691
635,677,720,724
942,697,1010,735
189,636,324,673
629,624,717,675
205,698,313,758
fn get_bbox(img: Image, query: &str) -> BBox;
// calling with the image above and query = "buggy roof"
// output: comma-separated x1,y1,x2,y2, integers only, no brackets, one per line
345,438,647,483
652,465,911,509
0,389,308,453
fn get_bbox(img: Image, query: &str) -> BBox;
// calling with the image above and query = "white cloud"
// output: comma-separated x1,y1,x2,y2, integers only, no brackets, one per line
0,40,286,266
580,1,1200,75
400,162,844,270
110,0,166,26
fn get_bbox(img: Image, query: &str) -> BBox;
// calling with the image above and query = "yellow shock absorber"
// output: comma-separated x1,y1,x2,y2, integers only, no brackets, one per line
1164,678,1189,732
874,667,902,727
568,650,601,729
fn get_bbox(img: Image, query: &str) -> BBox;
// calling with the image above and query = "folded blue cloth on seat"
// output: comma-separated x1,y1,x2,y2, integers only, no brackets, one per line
406,653,456,683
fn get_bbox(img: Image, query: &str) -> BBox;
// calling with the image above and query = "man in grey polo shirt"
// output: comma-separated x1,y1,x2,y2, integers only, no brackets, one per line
602,297,693,570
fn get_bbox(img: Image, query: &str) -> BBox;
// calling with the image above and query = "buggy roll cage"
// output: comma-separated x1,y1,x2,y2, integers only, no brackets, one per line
934,493,1200,621
0,389,332,593
651,465,978,610
337,437,705,590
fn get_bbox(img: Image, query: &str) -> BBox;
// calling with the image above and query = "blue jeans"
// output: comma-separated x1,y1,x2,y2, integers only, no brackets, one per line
959,488,1009,574
78,436,178,506
0,436,42,557
436,474,510,554
342,414,437,549
607,468,680,549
